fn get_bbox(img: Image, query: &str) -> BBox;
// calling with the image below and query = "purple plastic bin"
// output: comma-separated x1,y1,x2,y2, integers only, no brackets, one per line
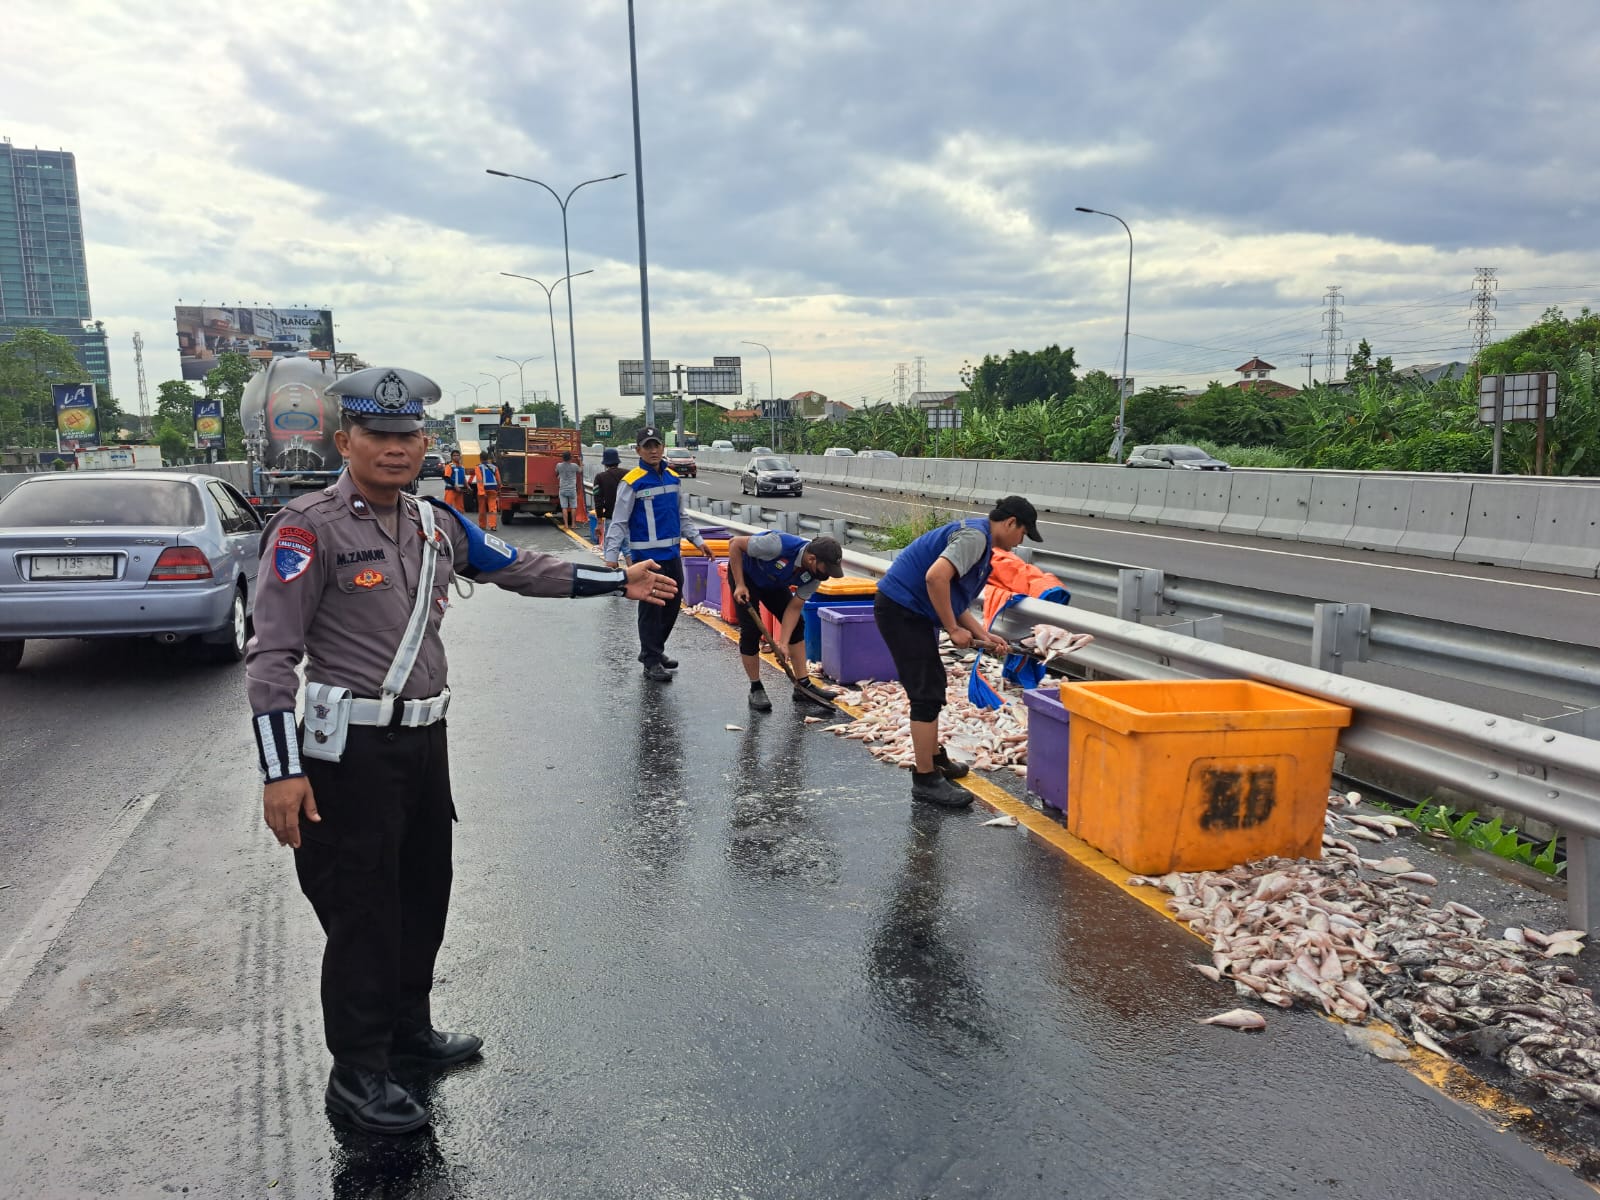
682,556,709,608
1022,686,1070,813
693,525,730,539
820,607,898,685
703,557,725,612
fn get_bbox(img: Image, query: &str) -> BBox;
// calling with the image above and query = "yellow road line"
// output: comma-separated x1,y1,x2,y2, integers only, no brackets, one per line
556,522,1553,1149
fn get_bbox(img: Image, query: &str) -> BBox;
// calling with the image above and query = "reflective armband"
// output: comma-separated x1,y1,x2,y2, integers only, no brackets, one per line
573,564,627,597
426,498,518,573
254,710,305,782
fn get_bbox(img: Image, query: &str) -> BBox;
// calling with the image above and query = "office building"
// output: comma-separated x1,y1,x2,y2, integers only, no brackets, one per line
0,139,111,395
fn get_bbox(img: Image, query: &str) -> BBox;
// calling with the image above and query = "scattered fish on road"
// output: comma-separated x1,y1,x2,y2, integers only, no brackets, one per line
1201,1009,1267,1031
981,814,1019,828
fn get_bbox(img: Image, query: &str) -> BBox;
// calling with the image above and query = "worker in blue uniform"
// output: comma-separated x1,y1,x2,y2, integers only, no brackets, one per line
444,451,470,511
874,495,1042,807
603,427,708,680
727,531,845,711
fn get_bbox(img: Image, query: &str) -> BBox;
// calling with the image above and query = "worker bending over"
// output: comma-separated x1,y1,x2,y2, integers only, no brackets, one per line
728,532,845,711
873,496,1042,808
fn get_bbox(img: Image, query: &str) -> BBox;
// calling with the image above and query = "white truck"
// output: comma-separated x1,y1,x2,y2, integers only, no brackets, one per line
73,445,163,471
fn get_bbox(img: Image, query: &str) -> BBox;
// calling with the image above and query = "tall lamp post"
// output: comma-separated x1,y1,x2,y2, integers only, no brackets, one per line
741,339,776,450
1075,206,1133,461
459,380,488,407
486,168,625,430
495,353,542,415
479,369,518,412
502,270,594,430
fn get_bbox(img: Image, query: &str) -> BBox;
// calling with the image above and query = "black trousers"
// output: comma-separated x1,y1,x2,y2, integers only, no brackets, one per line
874,592,948,723
736,585,804,656
636,555,685,666
296,722,454,1071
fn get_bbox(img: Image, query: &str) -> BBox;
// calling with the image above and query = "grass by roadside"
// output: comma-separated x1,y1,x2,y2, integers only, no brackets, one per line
1367,795,1566,876
871,506,957,551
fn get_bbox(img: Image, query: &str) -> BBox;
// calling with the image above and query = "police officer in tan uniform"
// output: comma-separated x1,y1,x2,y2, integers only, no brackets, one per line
246,366,676,1135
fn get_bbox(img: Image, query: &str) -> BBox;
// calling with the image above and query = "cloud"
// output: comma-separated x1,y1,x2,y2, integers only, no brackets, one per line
4,0,1599,416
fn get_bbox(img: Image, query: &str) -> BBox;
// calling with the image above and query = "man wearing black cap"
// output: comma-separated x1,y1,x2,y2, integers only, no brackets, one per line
727,530,845,711
592,446,626,547
874,496,1043,807
246,367,678,1135
603,427,707,680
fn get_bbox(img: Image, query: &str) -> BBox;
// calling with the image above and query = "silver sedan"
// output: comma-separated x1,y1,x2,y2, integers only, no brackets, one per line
0,471,262,671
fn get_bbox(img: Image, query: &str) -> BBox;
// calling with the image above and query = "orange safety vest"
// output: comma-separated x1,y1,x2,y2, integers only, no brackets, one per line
981,548,1067,629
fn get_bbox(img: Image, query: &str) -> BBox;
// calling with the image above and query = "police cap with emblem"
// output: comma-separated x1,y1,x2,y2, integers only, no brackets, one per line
327,366,441,433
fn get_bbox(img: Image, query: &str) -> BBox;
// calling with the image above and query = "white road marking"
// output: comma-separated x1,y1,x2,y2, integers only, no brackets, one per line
787,482,1598,598
0,792,162,1016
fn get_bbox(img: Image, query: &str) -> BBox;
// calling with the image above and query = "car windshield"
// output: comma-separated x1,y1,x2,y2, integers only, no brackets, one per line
0,478,204,527
753,457,792,471
1167,446,1210,461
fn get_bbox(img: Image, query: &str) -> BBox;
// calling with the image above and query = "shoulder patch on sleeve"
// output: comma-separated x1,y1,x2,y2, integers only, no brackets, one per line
273,525,317,582
426,498,518,573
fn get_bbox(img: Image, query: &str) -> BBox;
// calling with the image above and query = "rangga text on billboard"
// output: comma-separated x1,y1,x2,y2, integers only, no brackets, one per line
174,306,335,381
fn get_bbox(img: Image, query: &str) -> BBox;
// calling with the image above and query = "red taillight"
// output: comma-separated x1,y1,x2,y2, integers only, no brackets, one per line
150,547,214,581
246,495,263,505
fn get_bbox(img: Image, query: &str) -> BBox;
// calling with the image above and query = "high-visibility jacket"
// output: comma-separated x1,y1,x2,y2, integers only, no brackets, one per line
446,463,470,490
477,462,499,489
742,531,816,591
877,518,992,625
620,462,685,562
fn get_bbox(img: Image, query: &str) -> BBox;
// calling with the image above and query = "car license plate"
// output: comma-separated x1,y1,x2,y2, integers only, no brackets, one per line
31,554,116,579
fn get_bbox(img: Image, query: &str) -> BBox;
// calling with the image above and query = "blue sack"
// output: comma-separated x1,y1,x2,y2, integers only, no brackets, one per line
991,594,1047,690
967,655,1005,710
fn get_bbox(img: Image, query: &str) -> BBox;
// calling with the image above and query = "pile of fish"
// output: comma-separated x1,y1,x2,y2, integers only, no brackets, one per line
828,665,1031,774
1133,795,1600,1108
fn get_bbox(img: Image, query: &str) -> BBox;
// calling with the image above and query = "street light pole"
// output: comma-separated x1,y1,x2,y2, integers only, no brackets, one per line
459,380,488,407
1075,206,1133,461
495,354,542,415
480,370,516,410
500,271,594,429
486,170,625,429
742,340,775,450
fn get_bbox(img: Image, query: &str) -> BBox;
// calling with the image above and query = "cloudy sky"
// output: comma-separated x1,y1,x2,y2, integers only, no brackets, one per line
6,1,1600,419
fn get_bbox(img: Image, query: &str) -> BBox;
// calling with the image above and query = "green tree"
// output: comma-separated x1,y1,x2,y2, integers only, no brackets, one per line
519,399,566,427
1123,385,1186,444
0,326,90,446
1346,338,1395,388
960,344,1078,411
203,352,255,459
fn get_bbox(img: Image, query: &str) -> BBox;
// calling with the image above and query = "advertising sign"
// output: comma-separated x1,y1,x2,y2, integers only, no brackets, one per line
52,382,99,449
175,305,336,381
193,398,224,449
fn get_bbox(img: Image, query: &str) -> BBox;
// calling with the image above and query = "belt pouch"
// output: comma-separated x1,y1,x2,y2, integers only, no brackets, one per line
301,682,353,762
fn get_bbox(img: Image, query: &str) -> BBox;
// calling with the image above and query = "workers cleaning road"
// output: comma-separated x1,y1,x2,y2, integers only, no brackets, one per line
726,530,847,712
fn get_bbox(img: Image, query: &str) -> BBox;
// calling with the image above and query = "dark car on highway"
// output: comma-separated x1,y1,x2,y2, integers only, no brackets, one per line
741,455,803,497
0,471,263,671
665,448,697,478
1124,444,1230,470
420,451,445,479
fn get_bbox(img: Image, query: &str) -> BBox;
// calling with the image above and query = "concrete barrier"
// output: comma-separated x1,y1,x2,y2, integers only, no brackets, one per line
1101,470,1140,520
1219,472,1271,536
1130,471,1170,524
1160,471,1199,526
1080,470,1117,518
1299,475,1361,546
1343,477,1416,552
1256,473,1312,540
1455,482,1544,567
1521,486,1600,577
954,459,983,503
969,459,1009,506
1052,465,1095,516
1394,479,1470,559
1170,471,1232,532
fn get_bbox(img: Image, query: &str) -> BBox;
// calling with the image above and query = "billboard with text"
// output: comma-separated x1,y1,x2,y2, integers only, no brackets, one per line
175,306,335,381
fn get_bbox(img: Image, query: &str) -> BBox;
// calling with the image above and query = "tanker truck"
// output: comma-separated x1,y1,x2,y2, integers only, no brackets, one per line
240,354,344,516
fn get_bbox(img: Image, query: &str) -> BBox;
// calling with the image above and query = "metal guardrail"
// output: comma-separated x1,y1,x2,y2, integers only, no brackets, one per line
689,503,1600,932
690,492,1600,714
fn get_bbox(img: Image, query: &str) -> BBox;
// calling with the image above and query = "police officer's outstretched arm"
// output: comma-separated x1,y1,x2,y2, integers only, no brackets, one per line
246,511,325,848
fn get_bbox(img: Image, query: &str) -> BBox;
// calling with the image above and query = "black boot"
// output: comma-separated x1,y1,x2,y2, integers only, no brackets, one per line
911,771,972,809
660,655,679,669
390,1026,483,1069
748,682,773,712
933,746,970,780
643,662,673,682
325,1063,429,1135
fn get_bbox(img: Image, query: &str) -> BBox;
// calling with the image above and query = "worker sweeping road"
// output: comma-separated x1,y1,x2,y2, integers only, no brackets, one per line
444,451,469,510
873,496,1042,808
473,456,500,531
727,531,846,712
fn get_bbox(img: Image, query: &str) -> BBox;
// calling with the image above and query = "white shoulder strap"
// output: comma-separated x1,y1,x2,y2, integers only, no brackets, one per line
377,498,440,720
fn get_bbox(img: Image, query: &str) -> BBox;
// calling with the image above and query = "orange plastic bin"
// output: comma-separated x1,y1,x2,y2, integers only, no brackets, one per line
1058,679,1352,875
717,561,739,624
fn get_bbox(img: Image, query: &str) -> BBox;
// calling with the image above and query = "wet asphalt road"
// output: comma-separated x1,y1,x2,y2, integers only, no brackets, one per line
0,510,1596,1198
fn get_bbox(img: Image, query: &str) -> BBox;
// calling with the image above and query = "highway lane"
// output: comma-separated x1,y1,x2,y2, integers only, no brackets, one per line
683,468,1598,649
2,516,1597,1195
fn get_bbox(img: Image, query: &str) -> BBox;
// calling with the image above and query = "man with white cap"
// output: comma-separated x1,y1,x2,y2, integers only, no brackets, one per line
245,366,676,1135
